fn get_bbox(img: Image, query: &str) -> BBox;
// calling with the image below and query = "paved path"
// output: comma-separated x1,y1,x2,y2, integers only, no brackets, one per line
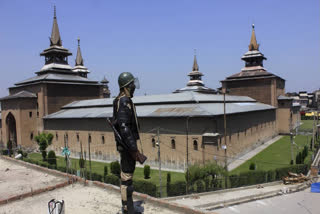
216,186,320,214
228,136,282,171
171,182,294,211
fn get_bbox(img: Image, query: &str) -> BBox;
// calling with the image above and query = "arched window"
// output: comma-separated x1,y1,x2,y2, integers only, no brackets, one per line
30,132,33,140
193,140,198,151
56,132,58,141
171,139,176,149
88,134,92,144
152,138,155,148
102,135,105,144
77,134,80,142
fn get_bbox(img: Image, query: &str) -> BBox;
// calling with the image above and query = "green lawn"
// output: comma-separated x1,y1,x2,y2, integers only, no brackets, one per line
299,120,318,132
28,153,185,196
230,135,312,175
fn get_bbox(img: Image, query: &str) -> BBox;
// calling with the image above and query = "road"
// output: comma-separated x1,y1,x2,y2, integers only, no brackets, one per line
216,187,320,214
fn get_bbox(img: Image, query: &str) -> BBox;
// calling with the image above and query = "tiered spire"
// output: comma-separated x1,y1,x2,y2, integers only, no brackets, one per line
187,49,204,87
240,24,266,69
72,37,89,77
50,6,62,46
173,50,216,94
75,38,84,66
39,6,72,74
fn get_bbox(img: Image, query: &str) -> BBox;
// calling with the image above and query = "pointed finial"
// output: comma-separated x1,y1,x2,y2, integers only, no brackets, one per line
77,37,80,46
192,49,199,71
54,5,56,18
249,24,259,51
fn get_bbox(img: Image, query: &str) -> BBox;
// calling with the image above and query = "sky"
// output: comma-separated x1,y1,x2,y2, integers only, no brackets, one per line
0,0,319,97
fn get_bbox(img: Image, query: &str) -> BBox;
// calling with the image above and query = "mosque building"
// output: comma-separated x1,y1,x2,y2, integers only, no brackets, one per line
0,9,299,170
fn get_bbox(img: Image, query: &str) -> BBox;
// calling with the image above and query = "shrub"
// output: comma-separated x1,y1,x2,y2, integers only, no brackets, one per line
144,165,151,179
40,162,48,168
166,172,171,196
7,140,13,157
35,133,53,161
133,180,157,197
104,174,120,186
47,151,57,165
110,161,120,176
104,165,108,177
92,172,103,182
57,166,67,173
167,181,186,197
267,170,276,182
290,160,294,165
48,164,57,169
196,179,205,193
296,152,302,164
229,174,240,188
167,172,171,184
2,149,8,155
249,162,256,170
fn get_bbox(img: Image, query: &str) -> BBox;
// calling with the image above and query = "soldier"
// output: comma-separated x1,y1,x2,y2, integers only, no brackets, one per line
112,72,144,214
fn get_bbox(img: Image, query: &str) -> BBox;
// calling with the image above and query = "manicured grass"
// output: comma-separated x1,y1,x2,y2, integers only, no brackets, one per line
230,135,312,175
299,120,315,132
28,153,185,196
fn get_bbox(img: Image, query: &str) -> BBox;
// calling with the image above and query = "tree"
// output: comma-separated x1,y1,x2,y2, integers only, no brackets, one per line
47,150,57,165
35,133,53,161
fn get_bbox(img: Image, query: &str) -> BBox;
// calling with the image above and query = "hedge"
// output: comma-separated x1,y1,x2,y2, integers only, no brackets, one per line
133,180,157,197
167,181,187,197
104,174,120,186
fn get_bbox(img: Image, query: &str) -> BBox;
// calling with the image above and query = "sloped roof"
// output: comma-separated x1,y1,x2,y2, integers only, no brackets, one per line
278,95,293,100
44,91,274,119
0,91,37,101
15,73,98,86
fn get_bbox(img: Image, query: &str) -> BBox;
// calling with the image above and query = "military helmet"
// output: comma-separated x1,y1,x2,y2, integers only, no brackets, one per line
118,72,140,89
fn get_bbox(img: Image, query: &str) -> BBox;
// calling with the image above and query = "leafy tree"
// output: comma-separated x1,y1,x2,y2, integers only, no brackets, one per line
35,133,53,161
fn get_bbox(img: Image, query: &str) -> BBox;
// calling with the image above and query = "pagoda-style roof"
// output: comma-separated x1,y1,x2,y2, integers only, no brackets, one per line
14,73,99,87
0,91,37,101
175,52,216,94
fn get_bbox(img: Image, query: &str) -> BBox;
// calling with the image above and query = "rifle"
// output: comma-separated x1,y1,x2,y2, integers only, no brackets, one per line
106,118,147,164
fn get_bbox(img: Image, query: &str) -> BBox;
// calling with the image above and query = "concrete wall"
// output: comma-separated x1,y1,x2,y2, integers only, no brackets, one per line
44,109,277,170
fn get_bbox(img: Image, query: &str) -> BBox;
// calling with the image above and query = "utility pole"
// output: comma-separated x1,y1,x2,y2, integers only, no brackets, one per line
186,117,190,194
64,134,68,174
157,128,162,198
223,90,227,170
312,112,315,150
88,135,92,181
290,112,294,164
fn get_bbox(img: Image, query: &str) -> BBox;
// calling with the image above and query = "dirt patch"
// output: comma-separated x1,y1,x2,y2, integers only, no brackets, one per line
0,183,179,214
0,158,67,200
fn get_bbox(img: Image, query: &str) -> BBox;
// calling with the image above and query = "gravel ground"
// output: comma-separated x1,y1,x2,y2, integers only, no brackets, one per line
0,183,179,214
0,158,181,214
0,158,66,199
